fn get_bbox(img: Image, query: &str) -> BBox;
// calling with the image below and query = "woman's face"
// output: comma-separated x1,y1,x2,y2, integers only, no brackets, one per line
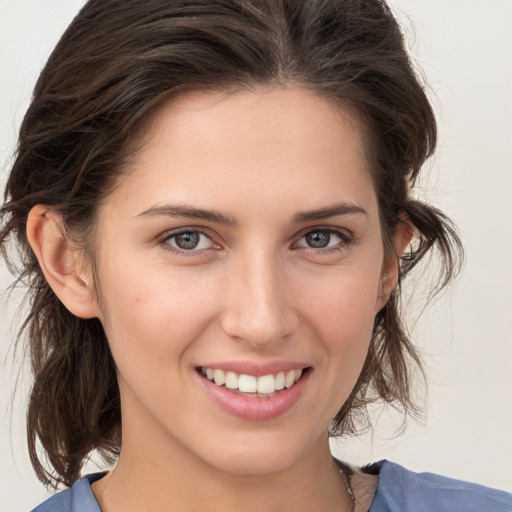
92,87,396,475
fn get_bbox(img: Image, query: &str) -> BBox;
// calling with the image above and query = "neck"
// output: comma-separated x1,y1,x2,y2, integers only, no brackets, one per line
93,431,353,512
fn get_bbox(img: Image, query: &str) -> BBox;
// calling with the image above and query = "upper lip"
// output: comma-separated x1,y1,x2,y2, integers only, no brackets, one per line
197,361,310,377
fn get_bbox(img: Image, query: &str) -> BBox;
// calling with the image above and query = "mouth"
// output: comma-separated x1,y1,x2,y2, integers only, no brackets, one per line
198,367,307,397
196,365,311,420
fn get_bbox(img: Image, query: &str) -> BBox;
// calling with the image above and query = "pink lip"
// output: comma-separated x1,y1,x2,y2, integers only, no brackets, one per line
197,367,310,421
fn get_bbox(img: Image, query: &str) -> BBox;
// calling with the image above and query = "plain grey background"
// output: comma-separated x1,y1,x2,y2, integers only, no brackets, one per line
1,1,511,510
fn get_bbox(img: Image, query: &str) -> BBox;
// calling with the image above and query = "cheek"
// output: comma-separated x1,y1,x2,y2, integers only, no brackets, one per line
291,268,380,423
303,264,380,329
298,264,381,370
321,298,375,371
97,264,222,370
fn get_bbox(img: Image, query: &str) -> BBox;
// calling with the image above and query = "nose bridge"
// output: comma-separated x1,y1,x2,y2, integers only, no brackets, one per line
221,245,294,346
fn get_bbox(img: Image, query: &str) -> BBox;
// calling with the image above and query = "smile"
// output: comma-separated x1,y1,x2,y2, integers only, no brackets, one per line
200,367,303,396
198,365,310,420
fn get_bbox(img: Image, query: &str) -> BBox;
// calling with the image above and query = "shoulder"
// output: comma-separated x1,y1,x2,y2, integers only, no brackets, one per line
31,473,105,512
366,460,512,512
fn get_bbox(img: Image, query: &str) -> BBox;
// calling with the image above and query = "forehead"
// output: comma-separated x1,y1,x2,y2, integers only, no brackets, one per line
107,87,377,220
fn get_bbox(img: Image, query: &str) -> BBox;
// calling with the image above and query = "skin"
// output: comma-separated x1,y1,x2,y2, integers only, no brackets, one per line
27,87,411,512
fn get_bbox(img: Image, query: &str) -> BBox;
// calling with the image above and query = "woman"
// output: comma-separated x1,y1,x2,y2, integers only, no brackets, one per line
1,0,510,511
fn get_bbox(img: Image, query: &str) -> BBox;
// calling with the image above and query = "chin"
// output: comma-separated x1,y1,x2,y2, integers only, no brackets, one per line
195,429,324,476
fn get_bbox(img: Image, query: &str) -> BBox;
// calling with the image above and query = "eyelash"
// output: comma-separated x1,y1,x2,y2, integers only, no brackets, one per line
159,228,218,256
293,227,353,254
158,227,353,256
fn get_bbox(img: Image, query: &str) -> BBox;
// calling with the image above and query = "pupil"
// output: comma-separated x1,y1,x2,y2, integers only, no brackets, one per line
306,231,330,248
176,232,200,249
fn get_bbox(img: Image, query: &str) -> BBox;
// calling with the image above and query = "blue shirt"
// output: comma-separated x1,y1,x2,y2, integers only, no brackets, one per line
32,460,512,511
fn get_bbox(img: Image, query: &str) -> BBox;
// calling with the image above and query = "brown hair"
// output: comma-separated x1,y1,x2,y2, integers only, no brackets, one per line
0,0,462,488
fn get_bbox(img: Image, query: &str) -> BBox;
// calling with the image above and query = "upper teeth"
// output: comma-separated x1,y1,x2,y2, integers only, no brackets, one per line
202,368,303,394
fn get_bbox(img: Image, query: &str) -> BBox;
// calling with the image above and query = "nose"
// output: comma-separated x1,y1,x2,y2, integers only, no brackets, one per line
220,249,298,349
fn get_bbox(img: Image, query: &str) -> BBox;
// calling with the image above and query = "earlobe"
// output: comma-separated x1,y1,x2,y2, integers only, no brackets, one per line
26,205,99,319
375,217,414,311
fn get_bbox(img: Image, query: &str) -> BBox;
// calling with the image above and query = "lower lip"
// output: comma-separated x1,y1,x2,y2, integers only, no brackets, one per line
198,370,310,421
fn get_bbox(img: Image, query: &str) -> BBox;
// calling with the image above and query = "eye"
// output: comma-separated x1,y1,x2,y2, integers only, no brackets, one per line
162,230,216,252
295,229,348,250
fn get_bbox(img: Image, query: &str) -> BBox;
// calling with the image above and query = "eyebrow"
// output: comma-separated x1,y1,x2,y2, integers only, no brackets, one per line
136,204,237,225
292,202,368,223
136,201,367,225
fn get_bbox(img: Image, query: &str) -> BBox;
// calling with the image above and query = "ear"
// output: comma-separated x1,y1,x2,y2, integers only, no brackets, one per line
26,205,99,319
375,216,414,312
